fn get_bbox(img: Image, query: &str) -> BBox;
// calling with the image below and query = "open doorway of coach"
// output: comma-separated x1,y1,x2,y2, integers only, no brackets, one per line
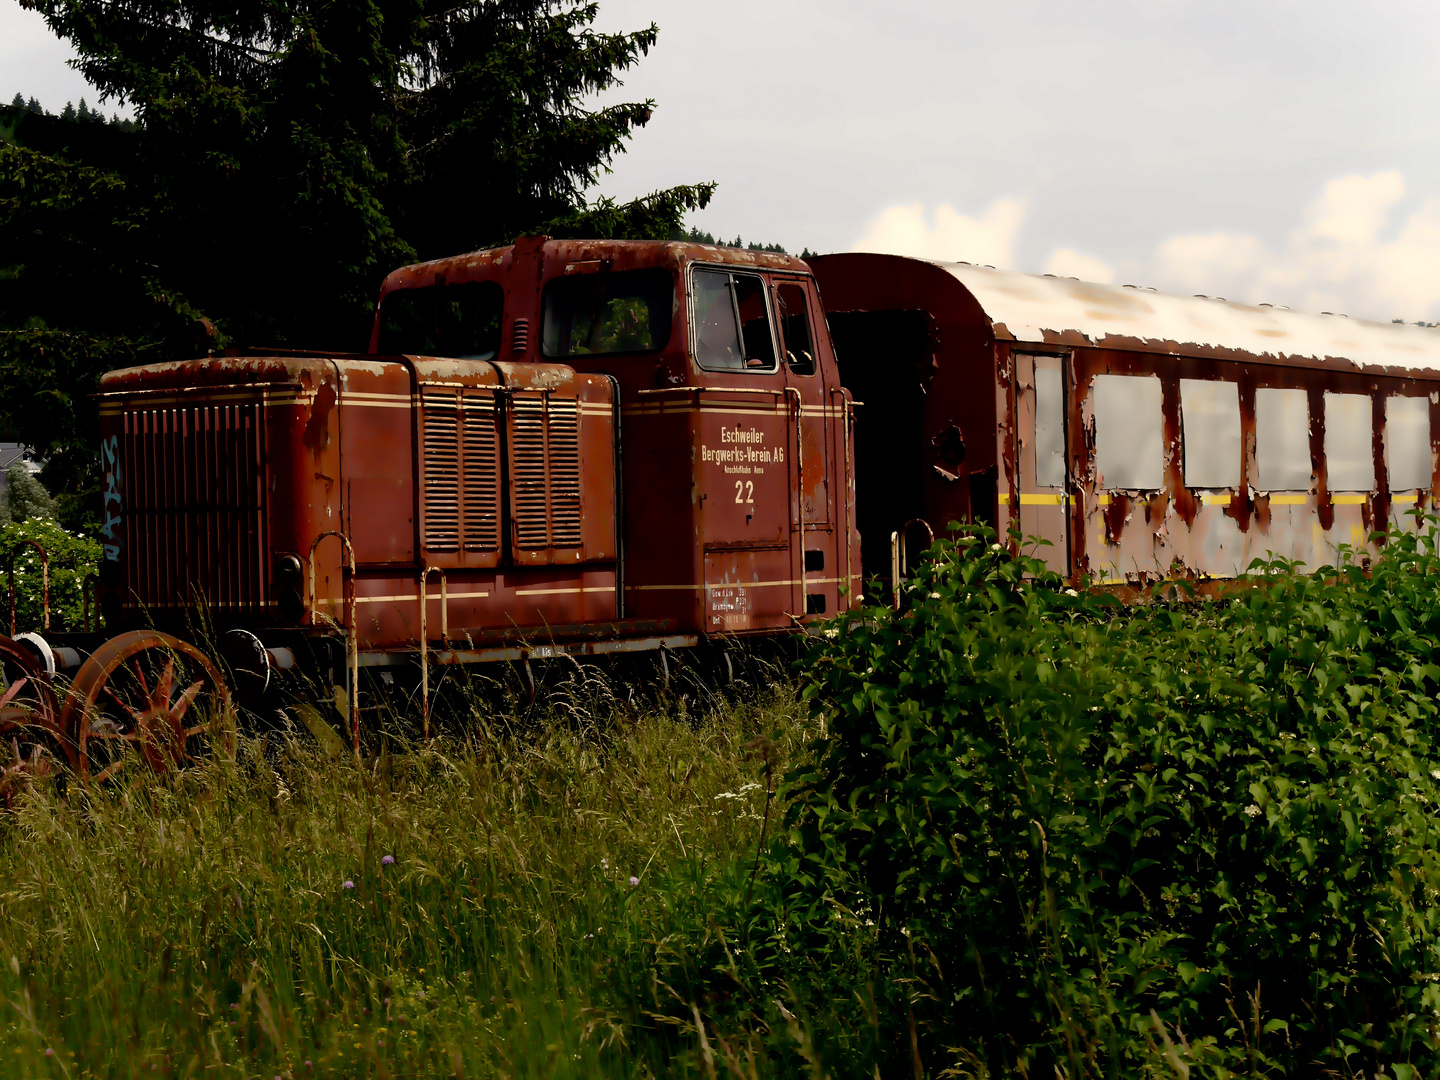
825,308,937,595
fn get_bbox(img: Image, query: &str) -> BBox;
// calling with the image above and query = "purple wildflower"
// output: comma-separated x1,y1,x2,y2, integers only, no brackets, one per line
629,876,639,887
44,1048,53,1057
343,880,355,889
382,855,395,866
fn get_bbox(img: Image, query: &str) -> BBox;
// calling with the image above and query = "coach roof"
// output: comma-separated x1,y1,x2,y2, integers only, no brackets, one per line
933,260,1440,376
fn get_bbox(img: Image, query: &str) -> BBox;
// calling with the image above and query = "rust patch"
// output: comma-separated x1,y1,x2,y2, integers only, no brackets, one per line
1103,491,1131,542
1309,386,1333,532
303,382,337,455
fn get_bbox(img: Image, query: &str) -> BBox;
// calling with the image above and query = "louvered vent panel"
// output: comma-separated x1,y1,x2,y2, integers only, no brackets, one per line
546,397,582,547
510,393,551,549
421,389,461,553
508,392,583,551
120,399,266,610
460,391,500,553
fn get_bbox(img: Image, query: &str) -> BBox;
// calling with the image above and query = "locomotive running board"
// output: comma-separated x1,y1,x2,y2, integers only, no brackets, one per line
358,633,699,667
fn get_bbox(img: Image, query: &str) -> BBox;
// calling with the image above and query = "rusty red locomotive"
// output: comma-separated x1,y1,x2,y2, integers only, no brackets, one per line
5,239,1440,778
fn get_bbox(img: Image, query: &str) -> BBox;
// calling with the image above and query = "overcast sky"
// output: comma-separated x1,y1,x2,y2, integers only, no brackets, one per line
7,0,1440,322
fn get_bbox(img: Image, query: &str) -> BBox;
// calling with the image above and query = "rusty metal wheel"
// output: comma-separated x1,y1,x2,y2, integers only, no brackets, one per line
60,630,235,783
0,635,67,802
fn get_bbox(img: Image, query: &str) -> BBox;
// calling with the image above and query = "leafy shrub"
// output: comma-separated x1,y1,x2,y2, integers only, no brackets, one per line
0,515,99,633
782,519,1440,1078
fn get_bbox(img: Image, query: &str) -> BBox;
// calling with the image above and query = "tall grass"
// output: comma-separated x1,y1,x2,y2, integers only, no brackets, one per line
0,660,828,1078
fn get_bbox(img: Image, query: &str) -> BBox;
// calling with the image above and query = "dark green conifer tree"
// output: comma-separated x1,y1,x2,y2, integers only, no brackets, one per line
2,0,712,526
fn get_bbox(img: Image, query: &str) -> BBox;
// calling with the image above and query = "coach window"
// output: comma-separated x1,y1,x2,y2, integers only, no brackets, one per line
1034,360,1065,488
1386,395,1431,491
775,282,816,376
692,268,778,373
1091,374,1163,489
1255,388,1311,490
1180,379,1242,488
1324,392,1374,491
542,268,673,356
378,280,503,359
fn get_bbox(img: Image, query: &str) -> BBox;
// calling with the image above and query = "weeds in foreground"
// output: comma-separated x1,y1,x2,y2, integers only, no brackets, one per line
0,664,862,1078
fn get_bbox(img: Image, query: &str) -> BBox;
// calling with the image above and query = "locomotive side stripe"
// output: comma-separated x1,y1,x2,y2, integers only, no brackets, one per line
316,588,493,605
513,586,617,596
99,388,317,412
621,404,848,419
626,574,859,592
341,394,412,408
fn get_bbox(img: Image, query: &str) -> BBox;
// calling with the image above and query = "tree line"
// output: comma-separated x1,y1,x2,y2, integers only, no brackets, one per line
5,93,135,130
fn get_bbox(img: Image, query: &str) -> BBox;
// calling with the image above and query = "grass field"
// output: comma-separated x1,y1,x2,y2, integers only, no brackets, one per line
0,660,839,1078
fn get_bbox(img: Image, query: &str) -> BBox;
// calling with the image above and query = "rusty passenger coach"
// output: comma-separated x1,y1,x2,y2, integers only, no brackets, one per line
3,239,1439,778
812,252,1440,589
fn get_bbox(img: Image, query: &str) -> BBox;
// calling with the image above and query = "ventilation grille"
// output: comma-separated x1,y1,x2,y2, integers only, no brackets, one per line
509,392,582,549
421,392,460,552
460,391,500,551
421,387,500,555
511,318,530,354
121,400,267,609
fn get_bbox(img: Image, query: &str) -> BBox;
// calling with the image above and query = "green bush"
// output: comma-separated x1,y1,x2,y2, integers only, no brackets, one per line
782,519,1440,1078
0,516,99,634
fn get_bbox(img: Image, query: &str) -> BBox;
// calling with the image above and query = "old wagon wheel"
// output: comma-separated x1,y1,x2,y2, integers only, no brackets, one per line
60,630,235,783
0,635,68,789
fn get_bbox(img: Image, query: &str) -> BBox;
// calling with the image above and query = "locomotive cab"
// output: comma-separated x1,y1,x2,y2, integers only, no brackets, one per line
369,236,860,645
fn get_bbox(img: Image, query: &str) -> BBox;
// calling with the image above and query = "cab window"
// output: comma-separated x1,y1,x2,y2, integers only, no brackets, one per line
542,267,673,357
377,280,503,359
691,268,777,372
775,281,816,376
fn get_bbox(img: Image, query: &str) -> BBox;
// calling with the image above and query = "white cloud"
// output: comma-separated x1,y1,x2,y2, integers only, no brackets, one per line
1151,170,1440,322
1042,248,1116,284
847,172,1440,324
851,198,1026,268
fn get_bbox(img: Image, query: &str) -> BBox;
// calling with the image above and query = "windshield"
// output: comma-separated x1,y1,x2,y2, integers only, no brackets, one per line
542,268,674,357
377,281,503,360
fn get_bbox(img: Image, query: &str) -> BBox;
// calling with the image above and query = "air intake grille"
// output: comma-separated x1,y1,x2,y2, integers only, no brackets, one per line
512,318,530,354
461,391,500,552
121,400,266,609
421,387,500,556
420,391,460,552
509,392,582,550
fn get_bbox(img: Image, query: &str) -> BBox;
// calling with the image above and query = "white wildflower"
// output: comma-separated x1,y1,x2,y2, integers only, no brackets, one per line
1431,770,1440,780
823,628,839,639
1244,804,1262,818
1064,588,1079,597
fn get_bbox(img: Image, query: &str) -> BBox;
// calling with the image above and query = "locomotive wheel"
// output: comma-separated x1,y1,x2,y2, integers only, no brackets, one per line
0,635,69,784
60,631,235,783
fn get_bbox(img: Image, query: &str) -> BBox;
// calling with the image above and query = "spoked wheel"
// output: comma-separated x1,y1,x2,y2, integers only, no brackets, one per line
60,630,235,783
0,636,66,803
